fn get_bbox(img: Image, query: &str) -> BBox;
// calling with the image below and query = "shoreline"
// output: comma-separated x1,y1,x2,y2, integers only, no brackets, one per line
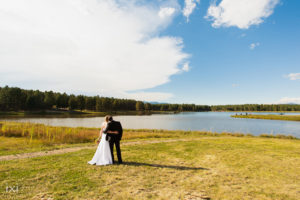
0,110,177,118
0,121,299,159
0,121,298,140
231,114,300,122
1,110,300,119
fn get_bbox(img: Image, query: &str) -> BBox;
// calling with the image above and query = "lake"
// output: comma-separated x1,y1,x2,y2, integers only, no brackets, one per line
2,112,300,137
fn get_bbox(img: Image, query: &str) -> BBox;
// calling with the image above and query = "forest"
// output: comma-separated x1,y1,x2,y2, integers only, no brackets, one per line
0,86,299,112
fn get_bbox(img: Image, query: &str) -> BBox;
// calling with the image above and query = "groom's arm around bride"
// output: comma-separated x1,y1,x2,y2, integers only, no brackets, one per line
103,118,123,141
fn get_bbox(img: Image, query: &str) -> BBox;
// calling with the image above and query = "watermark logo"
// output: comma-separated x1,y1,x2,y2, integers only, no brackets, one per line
5,184,19,193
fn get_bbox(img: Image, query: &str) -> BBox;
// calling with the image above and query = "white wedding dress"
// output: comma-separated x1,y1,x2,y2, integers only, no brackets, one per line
88,122,113,165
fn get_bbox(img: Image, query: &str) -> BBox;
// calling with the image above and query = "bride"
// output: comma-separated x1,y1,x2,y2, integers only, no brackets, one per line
88,116,116,165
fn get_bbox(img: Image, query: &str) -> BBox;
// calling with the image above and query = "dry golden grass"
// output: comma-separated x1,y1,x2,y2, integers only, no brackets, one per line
0,121,96,144
1,137,300,199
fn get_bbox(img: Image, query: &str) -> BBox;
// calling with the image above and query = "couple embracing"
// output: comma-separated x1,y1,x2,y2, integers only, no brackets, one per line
88,115,123,165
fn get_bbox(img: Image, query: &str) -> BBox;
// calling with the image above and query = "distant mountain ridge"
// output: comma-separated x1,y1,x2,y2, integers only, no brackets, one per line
145,101,169,105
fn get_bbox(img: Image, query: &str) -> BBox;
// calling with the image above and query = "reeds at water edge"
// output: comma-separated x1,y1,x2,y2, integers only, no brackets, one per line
0,121,98,144
0,121,297,146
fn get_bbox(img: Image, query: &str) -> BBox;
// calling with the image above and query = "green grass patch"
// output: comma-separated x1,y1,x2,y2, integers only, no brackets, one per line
1,137,300,199
232,114,300,122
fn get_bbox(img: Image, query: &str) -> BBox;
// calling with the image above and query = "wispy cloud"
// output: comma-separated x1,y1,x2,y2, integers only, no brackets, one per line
249,42,260,50
182,62,190,72
183,0,200,22
287,73,300,80
159,7,176,19
239,33,247,38
126,92,173,102
232,84,239,87
277,97,300,104
0,0,189,102
205,0,280,29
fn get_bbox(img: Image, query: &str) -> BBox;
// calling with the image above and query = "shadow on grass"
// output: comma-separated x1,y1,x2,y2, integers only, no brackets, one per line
122,161,209,170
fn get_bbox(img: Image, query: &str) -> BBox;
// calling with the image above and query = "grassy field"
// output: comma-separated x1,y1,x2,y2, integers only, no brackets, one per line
232,114,300,122
1,137,300,199
0,121,297,156
1,122,300,199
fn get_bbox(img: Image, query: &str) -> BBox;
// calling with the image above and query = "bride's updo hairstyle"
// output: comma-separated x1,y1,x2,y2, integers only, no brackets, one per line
105,115,110,122
105,115,113,122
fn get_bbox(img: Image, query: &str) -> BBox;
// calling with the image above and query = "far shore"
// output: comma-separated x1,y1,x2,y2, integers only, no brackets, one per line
0,110,178,118
1,110,300,119
232,114,300,122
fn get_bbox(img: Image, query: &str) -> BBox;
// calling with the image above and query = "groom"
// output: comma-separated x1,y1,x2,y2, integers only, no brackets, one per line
103,115,123,164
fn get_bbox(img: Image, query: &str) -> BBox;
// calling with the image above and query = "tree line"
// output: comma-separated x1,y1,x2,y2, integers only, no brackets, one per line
0,86,299,112
0,86,210,112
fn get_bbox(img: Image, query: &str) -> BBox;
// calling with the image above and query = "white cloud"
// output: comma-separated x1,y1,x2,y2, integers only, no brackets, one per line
182,62,190,72
232,84,239,87
249,42,260,50
205,0,280,29
0,0,189,101
287,73,300,80
126,92,173,102
159,7,176,19
277,97,300,104
183,0,200,22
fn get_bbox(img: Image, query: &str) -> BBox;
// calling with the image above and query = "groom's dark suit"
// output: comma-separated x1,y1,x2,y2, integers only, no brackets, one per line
103,120,123,164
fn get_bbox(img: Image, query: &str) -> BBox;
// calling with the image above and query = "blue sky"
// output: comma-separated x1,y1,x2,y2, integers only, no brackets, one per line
0,0,299,105
146,0,300,104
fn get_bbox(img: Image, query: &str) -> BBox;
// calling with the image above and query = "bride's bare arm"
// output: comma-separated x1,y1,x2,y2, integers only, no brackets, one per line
97,126,104,142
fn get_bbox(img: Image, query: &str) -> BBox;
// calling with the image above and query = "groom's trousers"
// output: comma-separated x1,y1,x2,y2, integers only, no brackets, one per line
109,138,122,164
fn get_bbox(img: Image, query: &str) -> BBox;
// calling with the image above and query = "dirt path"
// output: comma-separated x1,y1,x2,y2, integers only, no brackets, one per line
0,138,200,161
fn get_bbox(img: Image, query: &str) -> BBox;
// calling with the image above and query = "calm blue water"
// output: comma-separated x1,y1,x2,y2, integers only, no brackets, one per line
2,112,300,137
